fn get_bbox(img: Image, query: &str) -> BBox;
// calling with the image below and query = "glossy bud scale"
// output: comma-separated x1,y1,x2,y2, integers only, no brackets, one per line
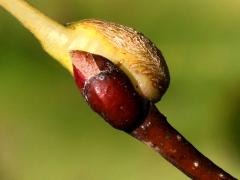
72,51,149,131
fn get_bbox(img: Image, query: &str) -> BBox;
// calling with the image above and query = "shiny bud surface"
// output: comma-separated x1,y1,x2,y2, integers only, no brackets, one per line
71,51,149,131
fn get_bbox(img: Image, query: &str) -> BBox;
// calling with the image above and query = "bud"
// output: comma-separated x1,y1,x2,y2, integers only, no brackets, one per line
71,51,149,131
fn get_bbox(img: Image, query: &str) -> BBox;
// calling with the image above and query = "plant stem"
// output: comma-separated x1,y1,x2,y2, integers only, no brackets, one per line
0,0,73,72
130,104,236,179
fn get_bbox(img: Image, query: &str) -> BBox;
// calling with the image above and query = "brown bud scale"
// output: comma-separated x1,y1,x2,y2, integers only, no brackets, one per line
72,50,149,131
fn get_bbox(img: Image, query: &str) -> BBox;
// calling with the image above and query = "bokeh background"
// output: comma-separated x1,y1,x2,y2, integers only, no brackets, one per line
0,0,239,179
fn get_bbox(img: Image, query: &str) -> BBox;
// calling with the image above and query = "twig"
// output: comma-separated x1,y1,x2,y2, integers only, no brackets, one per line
130,104,236,180
0,1,237,178
72,51,237,179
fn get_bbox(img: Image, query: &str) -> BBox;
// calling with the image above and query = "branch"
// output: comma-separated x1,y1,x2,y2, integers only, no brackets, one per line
72,51,237,179
131,104,236,180
0,1,237,178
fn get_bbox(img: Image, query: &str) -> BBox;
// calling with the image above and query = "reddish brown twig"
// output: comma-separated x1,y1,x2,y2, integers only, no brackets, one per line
131,104,236,180
0,0,236,178
72,51,236,180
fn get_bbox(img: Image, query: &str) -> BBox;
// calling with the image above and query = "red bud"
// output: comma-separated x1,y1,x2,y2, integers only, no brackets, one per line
71,51,149,131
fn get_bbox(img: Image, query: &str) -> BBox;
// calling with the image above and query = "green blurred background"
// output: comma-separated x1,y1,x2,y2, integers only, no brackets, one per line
0,0,239,179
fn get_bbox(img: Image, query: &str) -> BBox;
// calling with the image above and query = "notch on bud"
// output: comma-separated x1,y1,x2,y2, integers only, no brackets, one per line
71,51,149,132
